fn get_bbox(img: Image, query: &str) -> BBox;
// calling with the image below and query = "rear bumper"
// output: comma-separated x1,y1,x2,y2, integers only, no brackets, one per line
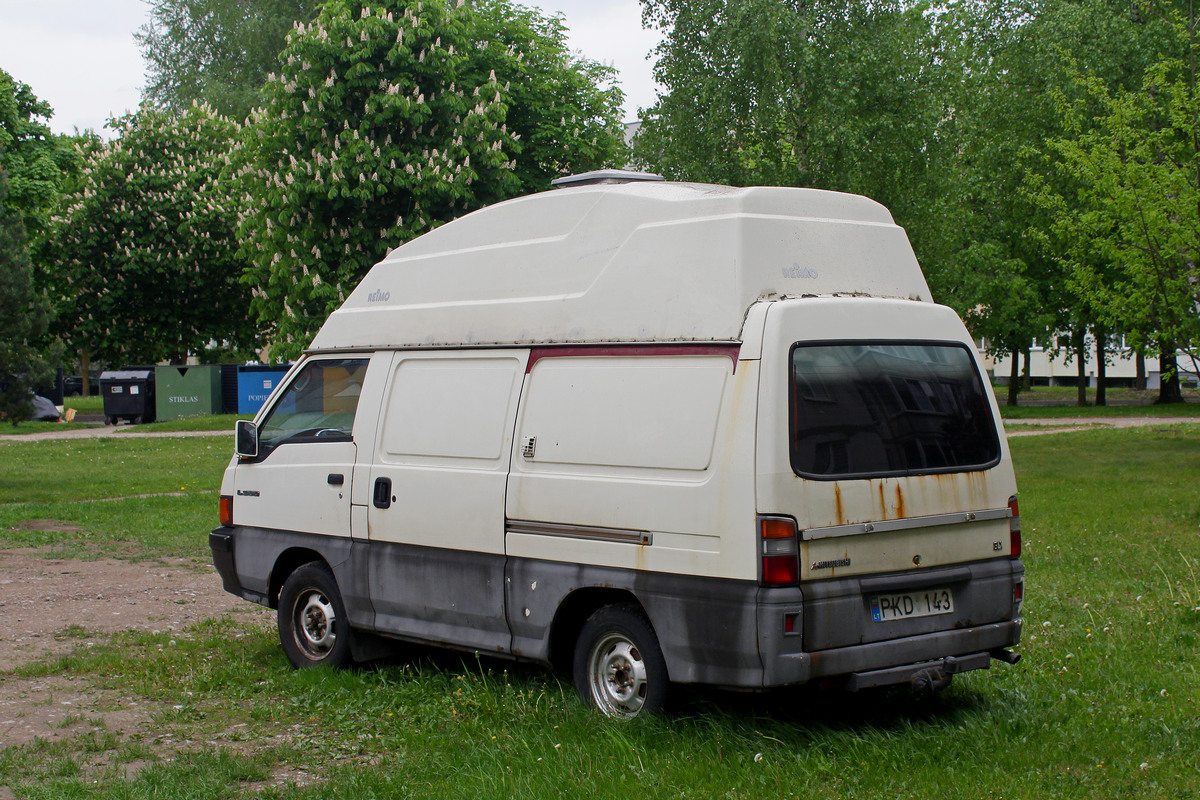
761,617,1022,687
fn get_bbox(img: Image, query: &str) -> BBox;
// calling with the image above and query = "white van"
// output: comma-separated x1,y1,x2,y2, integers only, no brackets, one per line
211,171,1023,717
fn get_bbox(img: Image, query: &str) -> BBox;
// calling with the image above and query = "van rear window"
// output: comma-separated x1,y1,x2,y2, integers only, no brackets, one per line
789,342,1000,479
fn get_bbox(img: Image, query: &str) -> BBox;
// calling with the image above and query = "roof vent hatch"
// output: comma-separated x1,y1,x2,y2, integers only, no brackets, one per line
550,169,665,189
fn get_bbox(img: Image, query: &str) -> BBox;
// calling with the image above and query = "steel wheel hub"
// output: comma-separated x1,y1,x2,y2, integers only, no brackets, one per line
297,591,336,654
589,633,649,717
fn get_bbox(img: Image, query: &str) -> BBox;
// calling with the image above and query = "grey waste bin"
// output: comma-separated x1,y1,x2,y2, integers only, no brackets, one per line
99,369,156,425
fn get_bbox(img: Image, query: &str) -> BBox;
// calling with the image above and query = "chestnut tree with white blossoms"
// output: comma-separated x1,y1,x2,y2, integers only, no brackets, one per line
45,104,257,368
235,0,628,359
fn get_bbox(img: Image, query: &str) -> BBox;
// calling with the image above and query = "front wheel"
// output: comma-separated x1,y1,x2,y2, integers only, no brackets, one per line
573,604,669,718
278,562,353,669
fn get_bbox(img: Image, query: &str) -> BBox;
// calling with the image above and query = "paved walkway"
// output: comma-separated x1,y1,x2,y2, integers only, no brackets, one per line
0,426,231,442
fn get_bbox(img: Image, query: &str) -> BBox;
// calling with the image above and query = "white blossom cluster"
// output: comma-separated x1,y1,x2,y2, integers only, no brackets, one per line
46,103,252,361
234,0,524,353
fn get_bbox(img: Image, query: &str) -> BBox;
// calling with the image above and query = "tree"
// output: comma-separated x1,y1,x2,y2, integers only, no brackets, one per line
0,168,54,424
137,0,321,120
45,104,258,368
235,0,628,359
634,0,953,231
0,69,78,241
1042,51,1200,403
937,0,1177,404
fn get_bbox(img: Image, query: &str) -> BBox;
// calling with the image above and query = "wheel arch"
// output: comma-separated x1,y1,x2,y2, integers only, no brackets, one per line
547,587,647,672
269,547,328,609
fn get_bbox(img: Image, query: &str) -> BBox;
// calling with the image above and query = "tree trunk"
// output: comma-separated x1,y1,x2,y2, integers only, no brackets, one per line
1022,347,1032,390
1095,327,1107,406
80,351,91,396
1135,352,1146,390
1157,342,1184,404
1007,350,1020,406
1074,327,1088,406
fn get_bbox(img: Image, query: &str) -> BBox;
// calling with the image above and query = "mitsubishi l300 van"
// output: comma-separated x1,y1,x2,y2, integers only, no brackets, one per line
211,171,1023,717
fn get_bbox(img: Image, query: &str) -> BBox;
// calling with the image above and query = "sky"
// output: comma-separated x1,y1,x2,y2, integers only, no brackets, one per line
0,0,663,136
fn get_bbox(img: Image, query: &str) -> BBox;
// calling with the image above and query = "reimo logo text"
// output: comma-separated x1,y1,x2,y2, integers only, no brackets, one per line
782,263,819,280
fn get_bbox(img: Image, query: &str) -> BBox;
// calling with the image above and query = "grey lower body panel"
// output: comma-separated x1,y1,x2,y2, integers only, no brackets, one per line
212,526,1023,691
364,539,509,655
505,558,762,685
210,525,370,625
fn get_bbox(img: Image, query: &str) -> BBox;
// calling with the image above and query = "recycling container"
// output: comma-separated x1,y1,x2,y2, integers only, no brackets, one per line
236,364,291,415
155,365,222,421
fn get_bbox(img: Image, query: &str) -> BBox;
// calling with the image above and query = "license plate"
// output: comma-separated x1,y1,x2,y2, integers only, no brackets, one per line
870,587,954,622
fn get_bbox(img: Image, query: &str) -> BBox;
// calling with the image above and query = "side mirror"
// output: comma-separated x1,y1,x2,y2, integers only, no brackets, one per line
236,420,259,459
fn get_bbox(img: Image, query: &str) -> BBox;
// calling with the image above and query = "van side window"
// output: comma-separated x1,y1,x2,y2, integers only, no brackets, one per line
789,342,999,479
258,358,369,450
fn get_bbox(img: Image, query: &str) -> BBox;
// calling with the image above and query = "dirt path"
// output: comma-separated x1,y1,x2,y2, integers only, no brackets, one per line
0,550,270,748
0,550,265,672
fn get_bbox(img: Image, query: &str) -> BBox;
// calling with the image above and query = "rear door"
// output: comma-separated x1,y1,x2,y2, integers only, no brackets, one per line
756,297,1019,652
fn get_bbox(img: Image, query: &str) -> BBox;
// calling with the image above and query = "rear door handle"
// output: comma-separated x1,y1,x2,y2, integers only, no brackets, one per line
327,473,344,485
373,477,392,509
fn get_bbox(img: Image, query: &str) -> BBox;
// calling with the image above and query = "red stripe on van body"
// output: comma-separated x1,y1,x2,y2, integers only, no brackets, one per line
525,343,741,373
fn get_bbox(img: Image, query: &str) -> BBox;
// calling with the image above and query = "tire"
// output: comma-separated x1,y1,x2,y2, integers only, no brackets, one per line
573,603,669,718
278,562,353,669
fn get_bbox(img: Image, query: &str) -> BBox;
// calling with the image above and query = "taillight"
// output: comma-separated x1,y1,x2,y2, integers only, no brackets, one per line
1008,495,1021,558
219,495,233,527
759,515,799,586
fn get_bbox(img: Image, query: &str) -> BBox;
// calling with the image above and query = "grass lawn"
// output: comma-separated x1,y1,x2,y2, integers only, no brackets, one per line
999,402,1200,419
64,395,105,413
0,436,229,560
1,427,1198,798
133,413,241,433
992,383,1200,418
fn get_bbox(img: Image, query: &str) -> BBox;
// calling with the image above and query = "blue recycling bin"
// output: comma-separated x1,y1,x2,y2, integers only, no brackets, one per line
236,365,291,415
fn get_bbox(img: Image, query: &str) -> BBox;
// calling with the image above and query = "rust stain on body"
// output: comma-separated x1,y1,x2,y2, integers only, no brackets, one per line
894,484,906,519
834,484,844,525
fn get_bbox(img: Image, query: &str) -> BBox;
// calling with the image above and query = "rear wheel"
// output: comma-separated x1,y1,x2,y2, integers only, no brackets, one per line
573,604,668,718
278,562,352,669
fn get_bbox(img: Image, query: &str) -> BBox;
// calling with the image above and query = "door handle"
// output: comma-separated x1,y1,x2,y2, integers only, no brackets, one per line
327,473,344,485
373,477,392,509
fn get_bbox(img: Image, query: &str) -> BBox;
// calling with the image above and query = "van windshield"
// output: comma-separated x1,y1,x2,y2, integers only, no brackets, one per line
789,342,1000,479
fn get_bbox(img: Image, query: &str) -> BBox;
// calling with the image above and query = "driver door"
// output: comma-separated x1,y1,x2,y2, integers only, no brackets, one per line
231,356,371,540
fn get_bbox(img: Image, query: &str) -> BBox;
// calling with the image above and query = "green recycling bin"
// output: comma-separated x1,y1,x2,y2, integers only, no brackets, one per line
155,365,223,421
